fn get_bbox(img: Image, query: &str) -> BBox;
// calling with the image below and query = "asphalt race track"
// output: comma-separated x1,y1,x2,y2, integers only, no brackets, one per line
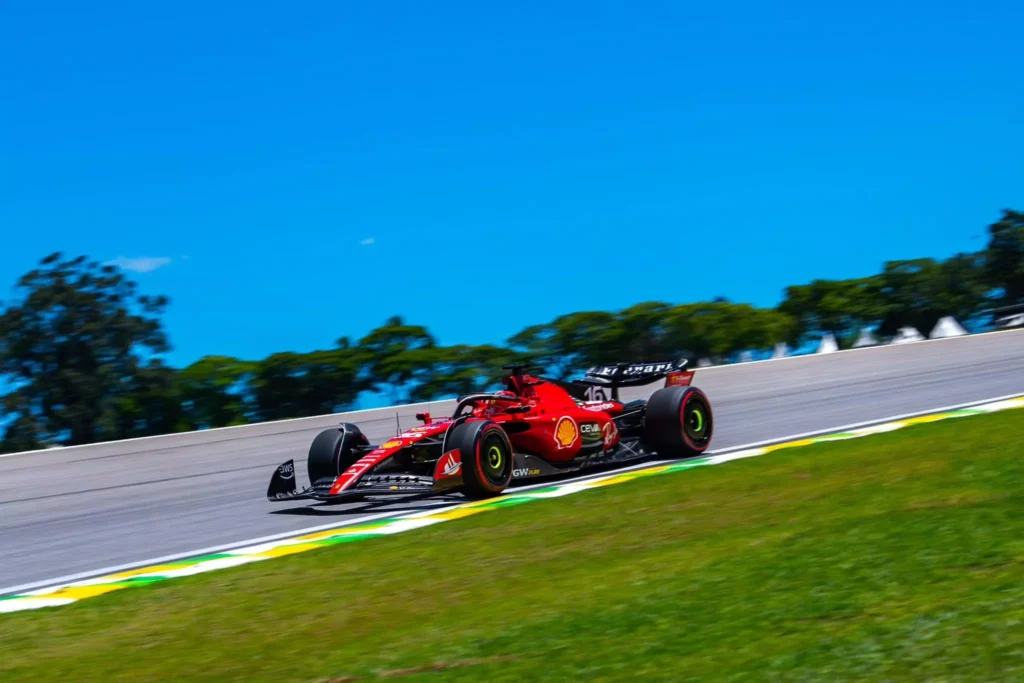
1,331,1022,592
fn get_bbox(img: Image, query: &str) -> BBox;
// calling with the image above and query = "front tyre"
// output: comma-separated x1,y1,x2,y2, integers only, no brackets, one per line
307,423,369,485
643,386,713,457
446,420,514,498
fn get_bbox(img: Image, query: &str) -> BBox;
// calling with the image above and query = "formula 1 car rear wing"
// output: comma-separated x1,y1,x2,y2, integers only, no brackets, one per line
574,359,694,400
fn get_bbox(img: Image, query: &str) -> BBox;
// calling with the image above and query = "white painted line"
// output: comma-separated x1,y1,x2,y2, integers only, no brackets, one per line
0,598,76,614
5,390,1021,599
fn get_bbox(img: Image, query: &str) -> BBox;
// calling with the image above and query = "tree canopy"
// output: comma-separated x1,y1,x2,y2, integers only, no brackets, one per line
0,253,171,448
985,209,1024,305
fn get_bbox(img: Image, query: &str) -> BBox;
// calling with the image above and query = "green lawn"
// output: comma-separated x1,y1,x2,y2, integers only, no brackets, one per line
2,410,1022,682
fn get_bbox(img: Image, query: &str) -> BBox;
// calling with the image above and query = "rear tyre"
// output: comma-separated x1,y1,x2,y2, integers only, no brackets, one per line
307,423,368,485
643,386,713,457
446,420,514,499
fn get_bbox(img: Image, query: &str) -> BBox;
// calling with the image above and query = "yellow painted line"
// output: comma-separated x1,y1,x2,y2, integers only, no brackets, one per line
903,413,965,426
460,497,510,509
583,465,675,489
581,475,644,489
424,507,489,522
765,438,820,453
34,584,126,601
253,543,326,559
101,563,197,582
293,526,383,543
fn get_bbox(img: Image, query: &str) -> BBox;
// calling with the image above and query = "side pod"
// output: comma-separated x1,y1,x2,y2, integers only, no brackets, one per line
267,459,299,500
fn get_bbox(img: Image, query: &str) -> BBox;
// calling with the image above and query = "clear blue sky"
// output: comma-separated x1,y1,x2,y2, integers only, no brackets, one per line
2,1,1022,367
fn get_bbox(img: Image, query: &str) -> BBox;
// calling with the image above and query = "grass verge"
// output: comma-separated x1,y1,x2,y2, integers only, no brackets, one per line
1,410,1022,681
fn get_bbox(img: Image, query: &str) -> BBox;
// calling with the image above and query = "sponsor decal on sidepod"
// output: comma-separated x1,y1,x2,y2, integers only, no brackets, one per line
602,421,619,447
554,416,579,449
434,450,462,480
580,421,602,445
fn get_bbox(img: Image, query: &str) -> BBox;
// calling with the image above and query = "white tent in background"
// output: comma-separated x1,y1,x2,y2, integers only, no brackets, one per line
889,326,925,344
697,358,713,368
852,328,878,348
997,312,1024,329
929,316,967,339
816,333,839,354
772,342,789,359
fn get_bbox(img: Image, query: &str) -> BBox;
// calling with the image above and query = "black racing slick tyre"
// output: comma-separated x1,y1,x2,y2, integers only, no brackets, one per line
446,420,514,499
643,386,713,457
307,423,369,485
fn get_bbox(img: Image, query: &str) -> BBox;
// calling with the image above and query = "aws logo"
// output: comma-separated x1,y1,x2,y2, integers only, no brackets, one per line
554,416,579,449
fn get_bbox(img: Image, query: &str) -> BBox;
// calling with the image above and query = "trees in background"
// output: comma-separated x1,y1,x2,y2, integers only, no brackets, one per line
779,277,883,345
667,302,797,361
408,344,519,402
0,253,172,450
1,209,1021,452
252,349,364,421
985,209,1024,305
874,256,989,337
355,316,436,404
508,311,622,380
177,355,253,429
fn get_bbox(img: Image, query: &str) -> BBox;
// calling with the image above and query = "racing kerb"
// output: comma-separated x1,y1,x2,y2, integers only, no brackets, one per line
2,393,1022,614
0,329,1022,595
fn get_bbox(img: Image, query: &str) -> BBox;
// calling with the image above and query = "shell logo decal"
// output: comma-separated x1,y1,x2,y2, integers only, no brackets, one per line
554,416,579,449
380,440,403,449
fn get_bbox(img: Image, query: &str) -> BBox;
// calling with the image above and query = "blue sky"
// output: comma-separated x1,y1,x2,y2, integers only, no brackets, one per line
2,0,1022,367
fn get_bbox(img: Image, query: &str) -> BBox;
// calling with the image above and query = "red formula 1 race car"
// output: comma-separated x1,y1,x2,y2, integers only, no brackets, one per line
267,360,713,504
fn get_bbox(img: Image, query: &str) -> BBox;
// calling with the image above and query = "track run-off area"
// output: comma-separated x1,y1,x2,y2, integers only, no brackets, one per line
1,329,1022,603
3,392,1023,614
